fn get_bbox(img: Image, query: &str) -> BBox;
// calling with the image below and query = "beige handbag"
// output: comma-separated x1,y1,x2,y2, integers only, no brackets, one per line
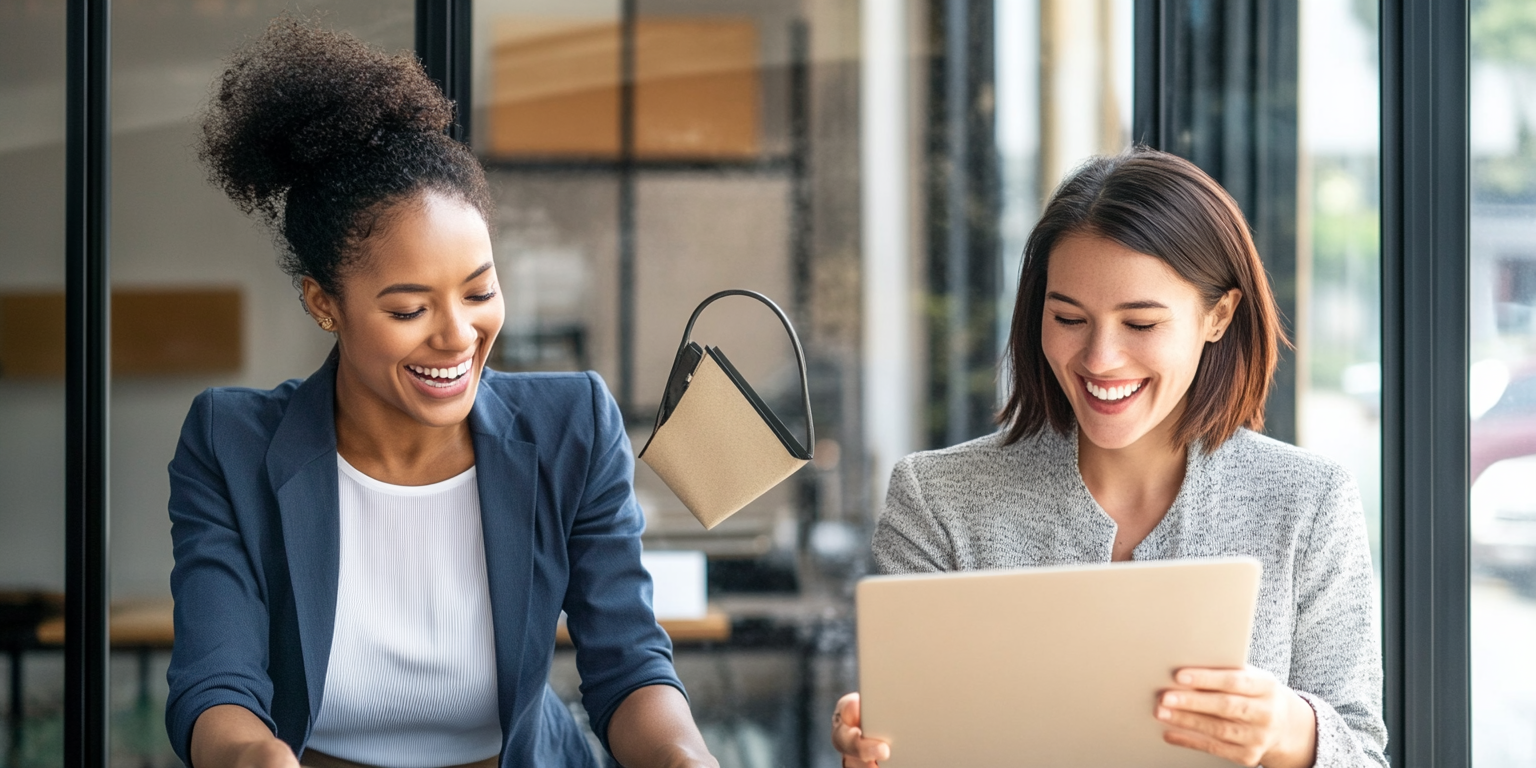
638,290,814,530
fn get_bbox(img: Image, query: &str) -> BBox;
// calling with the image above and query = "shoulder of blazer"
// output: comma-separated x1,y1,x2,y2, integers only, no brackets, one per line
190,377,306,452
474,369,605,437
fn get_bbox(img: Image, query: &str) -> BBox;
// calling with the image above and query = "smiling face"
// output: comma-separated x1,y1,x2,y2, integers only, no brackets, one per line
303,191,503,430
1041,232,1239,451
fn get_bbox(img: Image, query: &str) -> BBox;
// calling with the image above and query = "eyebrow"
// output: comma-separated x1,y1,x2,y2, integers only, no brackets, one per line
375,261,495,299
1046,291,1168,311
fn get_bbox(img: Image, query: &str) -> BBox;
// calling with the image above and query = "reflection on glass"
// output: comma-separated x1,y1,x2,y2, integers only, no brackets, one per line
0,3,67,764
1296,0,1382,573
1472,0,1536,763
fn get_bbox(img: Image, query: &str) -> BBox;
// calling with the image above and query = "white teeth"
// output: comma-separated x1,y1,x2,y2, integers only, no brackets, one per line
1086,380,1143,402
407,361,472,382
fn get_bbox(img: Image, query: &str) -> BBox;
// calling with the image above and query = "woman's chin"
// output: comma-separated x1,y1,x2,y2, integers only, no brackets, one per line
395,383,478,428
1074,412,1157,452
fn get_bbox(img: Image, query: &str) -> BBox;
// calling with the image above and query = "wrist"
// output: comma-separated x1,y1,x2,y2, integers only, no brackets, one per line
1263,690,1318,768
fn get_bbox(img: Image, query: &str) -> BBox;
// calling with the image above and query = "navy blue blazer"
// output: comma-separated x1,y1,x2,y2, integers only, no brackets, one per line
164,352,683,766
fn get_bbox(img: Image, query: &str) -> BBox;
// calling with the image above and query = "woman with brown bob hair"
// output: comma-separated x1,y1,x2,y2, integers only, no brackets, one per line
832,148,1385,768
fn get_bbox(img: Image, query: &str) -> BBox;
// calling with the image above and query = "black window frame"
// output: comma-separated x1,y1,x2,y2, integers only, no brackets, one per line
63,0,111,763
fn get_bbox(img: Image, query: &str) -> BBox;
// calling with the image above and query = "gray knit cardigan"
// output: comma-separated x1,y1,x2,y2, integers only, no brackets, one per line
871,426,1386,768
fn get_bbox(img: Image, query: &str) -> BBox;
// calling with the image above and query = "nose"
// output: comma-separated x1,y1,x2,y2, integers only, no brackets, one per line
1081,323,1126,374
434,303,477,352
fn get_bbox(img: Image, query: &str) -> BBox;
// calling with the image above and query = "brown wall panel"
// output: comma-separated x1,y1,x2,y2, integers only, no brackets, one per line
486,18,760,159
0,288,242,378
634,20,760,158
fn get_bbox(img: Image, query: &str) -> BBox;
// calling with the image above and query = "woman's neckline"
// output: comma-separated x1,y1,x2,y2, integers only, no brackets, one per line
336,453,477,496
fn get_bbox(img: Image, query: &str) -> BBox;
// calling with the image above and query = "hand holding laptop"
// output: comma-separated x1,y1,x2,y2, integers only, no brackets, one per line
1153,666,1318,768
832,666,1317,768
830,692,885,768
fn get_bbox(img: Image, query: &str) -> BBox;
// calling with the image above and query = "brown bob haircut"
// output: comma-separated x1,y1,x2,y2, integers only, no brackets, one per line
997,147,1286,453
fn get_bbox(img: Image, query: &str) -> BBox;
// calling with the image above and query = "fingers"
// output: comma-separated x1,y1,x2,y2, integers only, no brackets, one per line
831,723,890,763
830,693,860,754
835,692,862,727
1162,726,1267,767
1157,704,1262,747
831,692,890,764
1172,666,1276,697
1158,667,1293,767
1159,689,1271,725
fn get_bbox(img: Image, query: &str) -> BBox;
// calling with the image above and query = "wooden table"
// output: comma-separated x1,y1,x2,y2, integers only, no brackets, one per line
34,598,173,648
557,611,731,646
36,600,733,648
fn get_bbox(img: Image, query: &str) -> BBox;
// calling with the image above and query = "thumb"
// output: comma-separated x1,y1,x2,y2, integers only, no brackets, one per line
836,692,863,728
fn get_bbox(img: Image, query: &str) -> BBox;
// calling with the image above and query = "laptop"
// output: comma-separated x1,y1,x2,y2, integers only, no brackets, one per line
856,557,1262,768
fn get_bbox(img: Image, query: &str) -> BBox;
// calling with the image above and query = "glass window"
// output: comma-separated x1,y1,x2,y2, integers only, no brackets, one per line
1297,0,1382,573
0,3,67,764
1143,0,1384,588
1470,1,1536,764
470,2,1130,765
106,3,414,763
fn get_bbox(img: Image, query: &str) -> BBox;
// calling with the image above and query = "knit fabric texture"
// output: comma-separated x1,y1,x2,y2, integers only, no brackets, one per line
872,426,1387,768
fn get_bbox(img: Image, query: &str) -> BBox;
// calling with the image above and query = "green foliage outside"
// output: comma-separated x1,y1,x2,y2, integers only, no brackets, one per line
1308,158,1381,391
1472,0,1536,203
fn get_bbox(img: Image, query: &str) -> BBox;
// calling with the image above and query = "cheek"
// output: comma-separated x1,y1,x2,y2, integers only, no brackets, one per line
1138,331,1207,392
1039,319,1075,370
479,295,506,334
352,316,420,367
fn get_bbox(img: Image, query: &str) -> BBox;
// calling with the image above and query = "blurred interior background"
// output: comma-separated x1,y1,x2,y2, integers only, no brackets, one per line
2,0,1533,766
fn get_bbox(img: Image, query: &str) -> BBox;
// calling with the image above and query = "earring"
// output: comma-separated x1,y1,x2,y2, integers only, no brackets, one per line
318,317,335,331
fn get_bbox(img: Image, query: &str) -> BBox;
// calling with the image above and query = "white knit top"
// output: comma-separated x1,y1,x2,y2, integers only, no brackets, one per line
304,456,502,767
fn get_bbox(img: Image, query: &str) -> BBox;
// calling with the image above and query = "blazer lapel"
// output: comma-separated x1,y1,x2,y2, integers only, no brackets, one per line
266,351,342,732
467,383,539,736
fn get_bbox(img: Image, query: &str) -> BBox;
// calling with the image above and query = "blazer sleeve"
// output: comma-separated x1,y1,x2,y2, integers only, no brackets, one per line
1289,470,1388,768
164,391,277,764
561,372,685,753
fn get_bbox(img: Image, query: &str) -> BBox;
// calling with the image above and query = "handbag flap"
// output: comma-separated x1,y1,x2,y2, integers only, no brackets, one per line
704,346,811,460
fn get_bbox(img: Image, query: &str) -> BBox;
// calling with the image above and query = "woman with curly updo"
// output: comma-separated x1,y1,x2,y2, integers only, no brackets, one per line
166,19,717,768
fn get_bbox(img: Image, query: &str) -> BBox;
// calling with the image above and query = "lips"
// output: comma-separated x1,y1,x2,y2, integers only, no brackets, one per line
1078,375,1148,415
406,360,472,389
1084,378,1143,402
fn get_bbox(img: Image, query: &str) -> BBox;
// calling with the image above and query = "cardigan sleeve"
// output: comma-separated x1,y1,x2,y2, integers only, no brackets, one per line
872,456,958,574
561,372,686,753
164,390,278,765
1288,470,1388,768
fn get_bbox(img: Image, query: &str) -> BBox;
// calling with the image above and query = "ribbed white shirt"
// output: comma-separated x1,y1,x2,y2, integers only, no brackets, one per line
305,456,502,767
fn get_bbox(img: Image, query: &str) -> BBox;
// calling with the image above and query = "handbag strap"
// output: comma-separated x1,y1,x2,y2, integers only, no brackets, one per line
658,289,815,456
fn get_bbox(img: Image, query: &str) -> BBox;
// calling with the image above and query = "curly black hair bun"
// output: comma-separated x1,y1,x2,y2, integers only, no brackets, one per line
199,16,490,298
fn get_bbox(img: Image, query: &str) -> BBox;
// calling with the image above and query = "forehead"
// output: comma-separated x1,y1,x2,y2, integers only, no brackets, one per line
352,193,493,285
1045,233,1198,306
